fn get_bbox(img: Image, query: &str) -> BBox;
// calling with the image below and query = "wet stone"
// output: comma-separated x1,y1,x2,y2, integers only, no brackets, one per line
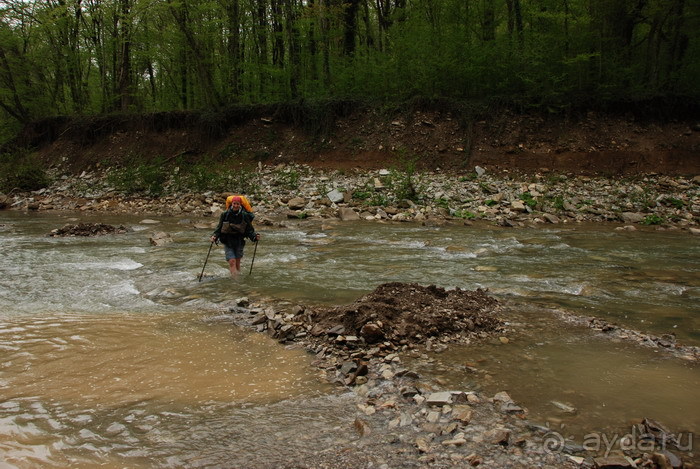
426,391,453,406
593,455,634,468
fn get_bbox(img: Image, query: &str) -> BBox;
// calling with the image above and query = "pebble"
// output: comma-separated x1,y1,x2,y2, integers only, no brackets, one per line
4,164,698,235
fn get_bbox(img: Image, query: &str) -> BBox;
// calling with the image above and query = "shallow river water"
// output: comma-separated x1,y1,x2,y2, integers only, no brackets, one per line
0,211,698,467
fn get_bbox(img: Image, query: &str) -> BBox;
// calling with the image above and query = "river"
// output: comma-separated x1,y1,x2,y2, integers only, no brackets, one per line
0,211,698,467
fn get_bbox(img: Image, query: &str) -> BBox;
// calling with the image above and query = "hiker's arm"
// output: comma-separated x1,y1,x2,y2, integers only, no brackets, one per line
211,214,224,242
245,214,259,242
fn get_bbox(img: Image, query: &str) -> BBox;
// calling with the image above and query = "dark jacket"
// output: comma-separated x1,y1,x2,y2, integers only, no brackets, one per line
212,208,257,246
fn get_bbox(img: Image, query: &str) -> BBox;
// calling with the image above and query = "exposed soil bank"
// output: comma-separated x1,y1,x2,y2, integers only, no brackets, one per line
6,107,700,176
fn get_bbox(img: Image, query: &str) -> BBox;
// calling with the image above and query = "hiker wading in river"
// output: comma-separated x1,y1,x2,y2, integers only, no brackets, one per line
211,196,260,277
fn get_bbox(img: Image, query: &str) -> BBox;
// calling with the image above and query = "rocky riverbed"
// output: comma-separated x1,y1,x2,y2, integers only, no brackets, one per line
0,164,698,236
217,283,695,469
2,164,698,468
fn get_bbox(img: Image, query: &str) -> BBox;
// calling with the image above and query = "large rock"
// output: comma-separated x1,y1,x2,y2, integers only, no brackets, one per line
620,212,645,223
326,189,344,203
511,200,527,212
338,207,360,221
426,392,453,406
542,213,560,224
359,322,384,343
149,231,173,246
287,197,306,210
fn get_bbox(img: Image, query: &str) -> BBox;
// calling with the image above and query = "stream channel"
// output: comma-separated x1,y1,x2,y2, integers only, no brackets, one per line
0,211,698,467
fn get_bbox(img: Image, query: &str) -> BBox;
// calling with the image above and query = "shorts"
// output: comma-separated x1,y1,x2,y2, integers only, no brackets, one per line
224,240,245,260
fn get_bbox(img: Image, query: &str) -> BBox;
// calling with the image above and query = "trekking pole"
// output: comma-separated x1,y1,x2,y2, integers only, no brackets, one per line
198,241,215,282
249,240,259,275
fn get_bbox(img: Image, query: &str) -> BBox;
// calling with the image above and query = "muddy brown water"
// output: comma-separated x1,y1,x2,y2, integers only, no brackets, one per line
0,211,698,467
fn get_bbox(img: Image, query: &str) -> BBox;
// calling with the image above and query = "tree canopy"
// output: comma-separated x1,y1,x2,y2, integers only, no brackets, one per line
0,0,698,133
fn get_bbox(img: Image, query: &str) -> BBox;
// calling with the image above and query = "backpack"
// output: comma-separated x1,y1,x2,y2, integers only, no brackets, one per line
225,195,253,212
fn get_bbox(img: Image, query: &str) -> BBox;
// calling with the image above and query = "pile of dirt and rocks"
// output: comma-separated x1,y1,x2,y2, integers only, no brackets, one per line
228,282,509,390
306,282,503,347
222,284,693,469
47,222,129,237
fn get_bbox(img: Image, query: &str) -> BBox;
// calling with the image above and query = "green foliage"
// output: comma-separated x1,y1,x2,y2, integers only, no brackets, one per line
435,198,450,209
107,161,167,196
661,197,685,209
352,186,373,200
550,196,565,211
459,173,478,182
478,182,493,194
385,151,426,203
316,181,329,197
169,162,260,194
520,192,538,209
642,214,664,225
273,167,301,190
629,191,656,209
1,0,698,132
546,175,568,185
0,153,51,192
171,165,220,192
368,193,389,207
484,199,498,207
453,209,477,220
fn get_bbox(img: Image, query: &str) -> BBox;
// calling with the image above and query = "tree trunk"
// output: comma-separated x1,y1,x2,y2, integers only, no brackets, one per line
254,0,268,96
285,0,301,97
271,0,284,67
0,45,30,122
343,0,360,55
225,0,242,97
481,0,495,41
116,0,132,111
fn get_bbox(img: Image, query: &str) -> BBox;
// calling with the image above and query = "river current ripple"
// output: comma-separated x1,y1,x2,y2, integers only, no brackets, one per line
0,211,698,467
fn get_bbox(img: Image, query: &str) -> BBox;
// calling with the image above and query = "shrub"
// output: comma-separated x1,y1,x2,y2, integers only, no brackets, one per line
0,153,51,192
273,167,301,190
352,187,372,200
107,160,167,195
520,192,538,209
661,197,684,209
453,209,476,219
642,214,664,225
435,197,450,209
550,195,565,210
385,151,425,203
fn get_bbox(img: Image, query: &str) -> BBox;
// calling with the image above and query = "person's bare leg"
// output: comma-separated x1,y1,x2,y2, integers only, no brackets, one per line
228,258,240,277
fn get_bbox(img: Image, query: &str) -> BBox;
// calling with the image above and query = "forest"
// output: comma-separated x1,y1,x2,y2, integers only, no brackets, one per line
0,0,698,145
